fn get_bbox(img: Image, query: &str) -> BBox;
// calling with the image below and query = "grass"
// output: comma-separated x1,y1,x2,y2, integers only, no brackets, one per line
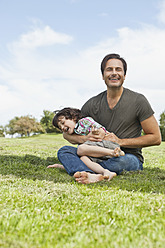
0,134,165,248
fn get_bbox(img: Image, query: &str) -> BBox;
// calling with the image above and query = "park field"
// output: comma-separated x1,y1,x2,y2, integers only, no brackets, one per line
0,134,165,248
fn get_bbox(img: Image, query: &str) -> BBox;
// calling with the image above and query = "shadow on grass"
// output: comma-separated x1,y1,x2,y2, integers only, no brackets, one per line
0,154,165,194
0,154,73,183
98,167,165,194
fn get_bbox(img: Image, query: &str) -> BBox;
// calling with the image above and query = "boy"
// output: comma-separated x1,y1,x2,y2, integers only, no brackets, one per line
48,107,125,181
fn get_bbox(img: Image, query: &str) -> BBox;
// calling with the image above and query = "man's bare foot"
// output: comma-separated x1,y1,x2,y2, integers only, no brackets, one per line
113,147,125,157
103,169,117,180
74,171,106,184
47,164,65,169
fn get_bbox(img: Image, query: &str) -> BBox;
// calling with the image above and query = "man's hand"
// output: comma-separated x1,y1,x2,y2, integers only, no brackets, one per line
104,132,121,145
87,127,105,142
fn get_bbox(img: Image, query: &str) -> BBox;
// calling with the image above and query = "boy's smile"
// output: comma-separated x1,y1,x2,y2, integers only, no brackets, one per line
58,116,76,134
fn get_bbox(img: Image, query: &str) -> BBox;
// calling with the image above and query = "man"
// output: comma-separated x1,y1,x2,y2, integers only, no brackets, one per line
57,53,161,184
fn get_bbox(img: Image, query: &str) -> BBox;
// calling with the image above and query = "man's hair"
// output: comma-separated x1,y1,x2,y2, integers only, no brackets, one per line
52,107,83,129
101,53,127,76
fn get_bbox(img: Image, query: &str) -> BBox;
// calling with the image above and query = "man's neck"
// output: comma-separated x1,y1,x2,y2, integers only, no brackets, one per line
107,86,123,109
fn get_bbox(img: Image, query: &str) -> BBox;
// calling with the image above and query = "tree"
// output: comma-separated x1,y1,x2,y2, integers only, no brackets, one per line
5,116,45,137
40,110,60,133
5,117,20,137
159,111,165,141
0,125,5,137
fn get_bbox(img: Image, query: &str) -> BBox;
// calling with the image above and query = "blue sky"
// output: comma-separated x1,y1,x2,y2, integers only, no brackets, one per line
0,0,165,125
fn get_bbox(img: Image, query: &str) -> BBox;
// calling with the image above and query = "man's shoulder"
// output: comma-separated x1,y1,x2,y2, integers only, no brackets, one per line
124,87,142,95
123,88,145,100
81,91,106,115
123,88,153,115
85,90,107,103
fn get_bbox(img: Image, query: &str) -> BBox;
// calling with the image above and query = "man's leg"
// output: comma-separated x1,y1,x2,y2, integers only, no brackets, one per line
58,147,143,183
75,154,142,184
57,146,94,175
99,153,143,175
47,164,65,169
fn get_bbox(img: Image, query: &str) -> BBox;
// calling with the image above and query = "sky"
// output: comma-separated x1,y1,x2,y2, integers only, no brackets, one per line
0,0,165,126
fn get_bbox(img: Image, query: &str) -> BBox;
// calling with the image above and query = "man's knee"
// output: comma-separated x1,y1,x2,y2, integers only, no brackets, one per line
101,154,142,175
122,154,143,171
58,145,67,158
58,145,77,159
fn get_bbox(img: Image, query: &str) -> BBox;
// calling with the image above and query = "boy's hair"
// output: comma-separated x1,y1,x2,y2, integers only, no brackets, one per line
52,107,83,129
101,53,127,76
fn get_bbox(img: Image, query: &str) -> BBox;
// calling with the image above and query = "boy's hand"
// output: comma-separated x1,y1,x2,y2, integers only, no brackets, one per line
91,127,100,135
87,127,105,142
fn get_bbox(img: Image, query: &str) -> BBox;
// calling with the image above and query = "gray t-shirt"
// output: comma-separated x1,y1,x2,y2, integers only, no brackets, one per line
81,87,154,163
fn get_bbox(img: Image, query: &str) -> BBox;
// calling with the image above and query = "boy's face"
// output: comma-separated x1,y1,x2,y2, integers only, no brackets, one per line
58,116,76,134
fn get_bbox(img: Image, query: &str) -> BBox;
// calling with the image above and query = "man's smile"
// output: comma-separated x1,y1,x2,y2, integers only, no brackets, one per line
109,76,120,81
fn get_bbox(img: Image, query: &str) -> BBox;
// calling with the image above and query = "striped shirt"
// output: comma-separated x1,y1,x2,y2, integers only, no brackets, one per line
74,117,107,135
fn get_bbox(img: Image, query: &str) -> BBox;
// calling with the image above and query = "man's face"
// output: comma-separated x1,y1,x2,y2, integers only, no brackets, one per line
102,59,126,89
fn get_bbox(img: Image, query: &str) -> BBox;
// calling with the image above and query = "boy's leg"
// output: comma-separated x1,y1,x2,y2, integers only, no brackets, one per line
58,146,111,184
57,146,94,175
77,144,124,158
80,155,117,180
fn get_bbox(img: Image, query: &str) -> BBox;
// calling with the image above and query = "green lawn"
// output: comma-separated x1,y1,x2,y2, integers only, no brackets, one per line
0,134,165,248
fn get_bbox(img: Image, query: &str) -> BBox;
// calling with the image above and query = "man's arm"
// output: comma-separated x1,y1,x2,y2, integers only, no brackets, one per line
63,127,105,144
104,115,161,148
63,132,87,144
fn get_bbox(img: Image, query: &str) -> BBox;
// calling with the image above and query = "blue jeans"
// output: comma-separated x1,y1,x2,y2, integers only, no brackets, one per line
57,146,143,176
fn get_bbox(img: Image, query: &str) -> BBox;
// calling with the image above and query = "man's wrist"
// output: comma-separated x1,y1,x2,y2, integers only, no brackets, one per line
118,138,125,147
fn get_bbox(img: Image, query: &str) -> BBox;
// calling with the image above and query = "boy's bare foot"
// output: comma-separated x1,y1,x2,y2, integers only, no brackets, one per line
74,171,106,184
113,147,125,157
120,150,125,156
47,164,65,169
103,169,117,180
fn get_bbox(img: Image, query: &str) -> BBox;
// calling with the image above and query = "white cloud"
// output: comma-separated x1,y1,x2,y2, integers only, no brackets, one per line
1,22,165,125
9,26,73,50
157,0,165,24
78,25,165,120
0,85,21,111
0,85,23,125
